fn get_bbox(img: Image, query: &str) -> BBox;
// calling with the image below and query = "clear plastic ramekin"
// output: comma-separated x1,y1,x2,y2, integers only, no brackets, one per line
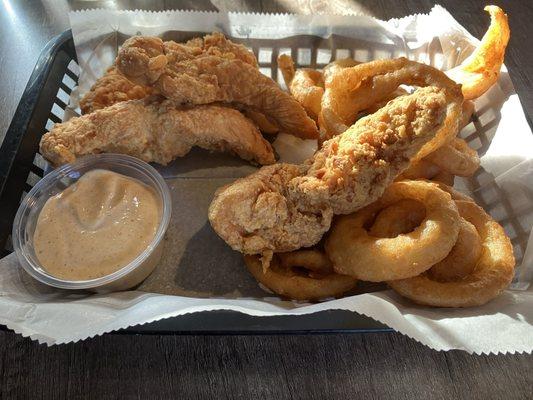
12,154,171,292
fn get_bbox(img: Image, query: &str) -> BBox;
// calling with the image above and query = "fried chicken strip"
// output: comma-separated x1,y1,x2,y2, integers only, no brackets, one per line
116,36,318,139
80,33,257,114
319,58,463,149
40,99,275,166
209,164,333,255
209,86,452,254
80,66,153,114
288,86,454,215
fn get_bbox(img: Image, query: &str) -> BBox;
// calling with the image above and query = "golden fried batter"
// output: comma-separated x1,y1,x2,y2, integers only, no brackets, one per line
80,33,257,114
289,86,450,214
40,99,275,166
185,32,258,67
278,54,324,121
446,6,510,100
242,110,279,134
79,66,153,114
209,87,451,254
319,58,463,151
116,36,318,139
209,164,333,254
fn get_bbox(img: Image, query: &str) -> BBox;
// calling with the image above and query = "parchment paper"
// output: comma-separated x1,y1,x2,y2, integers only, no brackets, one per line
0,6,532,352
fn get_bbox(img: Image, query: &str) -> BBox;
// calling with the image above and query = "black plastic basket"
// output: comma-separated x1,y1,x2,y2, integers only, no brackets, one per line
0,30,389,334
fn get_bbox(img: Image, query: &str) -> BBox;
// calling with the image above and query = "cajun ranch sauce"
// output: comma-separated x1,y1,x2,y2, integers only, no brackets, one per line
33,169,161,280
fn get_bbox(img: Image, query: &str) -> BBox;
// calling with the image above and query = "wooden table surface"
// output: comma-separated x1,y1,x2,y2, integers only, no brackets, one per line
0,1,532,398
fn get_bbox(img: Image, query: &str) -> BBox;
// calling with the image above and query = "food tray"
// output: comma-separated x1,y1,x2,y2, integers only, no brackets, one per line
0,30,390,334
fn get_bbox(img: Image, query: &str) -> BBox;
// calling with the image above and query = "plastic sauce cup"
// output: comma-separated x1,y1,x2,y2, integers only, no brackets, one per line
12,154,171,292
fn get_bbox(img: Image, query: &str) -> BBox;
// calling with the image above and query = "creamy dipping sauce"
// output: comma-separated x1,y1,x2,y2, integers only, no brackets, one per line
33,169,161,280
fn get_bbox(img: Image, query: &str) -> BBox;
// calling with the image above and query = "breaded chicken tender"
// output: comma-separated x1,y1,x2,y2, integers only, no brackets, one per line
209,87,452,254
289,87,453,214
40,99,275,166
116,36,318,139
209,164,333,255
80,33,257,114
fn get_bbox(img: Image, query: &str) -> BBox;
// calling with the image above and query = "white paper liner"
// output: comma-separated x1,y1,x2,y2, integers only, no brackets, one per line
1,252,532,353
0,6,532,352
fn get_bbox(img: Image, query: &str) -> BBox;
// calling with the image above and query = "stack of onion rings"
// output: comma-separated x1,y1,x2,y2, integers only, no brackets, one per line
322,180,514,307
367,196,481,282
278,55,370,125
388,200,515,307
325,180,460,281
244,249,357,301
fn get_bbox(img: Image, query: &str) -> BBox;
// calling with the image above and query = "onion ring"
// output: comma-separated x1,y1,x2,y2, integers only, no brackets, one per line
244,252,357,301
432,181,474,203
397,162,455,186
364,87,409,115
369,199,426,238
446,6,510,100
325,180,460,281
322,58,361,82
428,217,482,282
278,249,334,275
319,58,463,159
388,200,515,307
431,170,455,186
425,138,480,177
278,54,324,121
396,159,441,181
459,100,475,130
277,54,296,87
369,196,482,283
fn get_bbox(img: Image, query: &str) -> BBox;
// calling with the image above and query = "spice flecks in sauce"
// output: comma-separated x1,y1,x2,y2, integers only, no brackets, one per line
33,169,160,280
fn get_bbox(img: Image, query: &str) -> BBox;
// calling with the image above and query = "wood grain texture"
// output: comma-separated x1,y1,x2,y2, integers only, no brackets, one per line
0,330,532,400
0,0,532,398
